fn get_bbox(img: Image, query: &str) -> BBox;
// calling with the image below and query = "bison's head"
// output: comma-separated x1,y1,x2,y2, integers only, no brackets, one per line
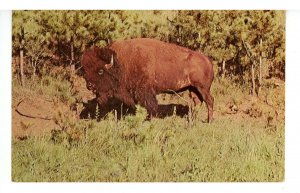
81,46,120,97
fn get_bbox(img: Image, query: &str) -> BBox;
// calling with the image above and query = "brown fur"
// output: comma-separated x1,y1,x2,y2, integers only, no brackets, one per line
81,38,214,122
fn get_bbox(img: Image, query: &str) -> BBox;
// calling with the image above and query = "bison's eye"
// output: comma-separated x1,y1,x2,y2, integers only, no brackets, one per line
98,69,104,75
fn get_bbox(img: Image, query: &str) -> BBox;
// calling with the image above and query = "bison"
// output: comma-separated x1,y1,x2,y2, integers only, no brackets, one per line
81,38,214,122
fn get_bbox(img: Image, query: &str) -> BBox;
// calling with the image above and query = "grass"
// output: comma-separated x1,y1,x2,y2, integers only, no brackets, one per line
12,108,284,182
11,74,285,182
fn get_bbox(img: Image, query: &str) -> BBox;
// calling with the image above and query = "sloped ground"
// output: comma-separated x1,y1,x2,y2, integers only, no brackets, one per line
12,89,57,139
12,76,285,139
12,96,57,138
11,76,285,182
12,75,94,138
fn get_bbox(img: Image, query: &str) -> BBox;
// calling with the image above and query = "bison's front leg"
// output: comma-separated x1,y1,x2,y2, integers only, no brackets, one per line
114,89,136,108
96,92,109,106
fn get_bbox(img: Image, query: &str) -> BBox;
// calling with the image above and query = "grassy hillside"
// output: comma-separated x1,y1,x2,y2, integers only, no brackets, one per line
12,74,285,182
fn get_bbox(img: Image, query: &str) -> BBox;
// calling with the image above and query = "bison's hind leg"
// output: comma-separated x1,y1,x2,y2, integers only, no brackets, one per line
142,94,159,118
192,84,214,123
199,87,214,123
189,86,204,106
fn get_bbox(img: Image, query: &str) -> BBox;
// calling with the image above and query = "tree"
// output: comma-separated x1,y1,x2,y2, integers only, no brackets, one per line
12,11,48,84
238,10,285,95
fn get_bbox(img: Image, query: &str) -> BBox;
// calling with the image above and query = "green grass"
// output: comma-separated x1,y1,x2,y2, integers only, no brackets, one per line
12,108,284,182
12,75,285,182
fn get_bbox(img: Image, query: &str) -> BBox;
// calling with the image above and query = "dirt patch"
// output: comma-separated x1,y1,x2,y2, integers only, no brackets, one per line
12,96,58,139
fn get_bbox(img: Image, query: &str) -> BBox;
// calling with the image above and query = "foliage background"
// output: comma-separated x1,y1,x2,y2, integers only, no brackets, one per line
12,10,285,87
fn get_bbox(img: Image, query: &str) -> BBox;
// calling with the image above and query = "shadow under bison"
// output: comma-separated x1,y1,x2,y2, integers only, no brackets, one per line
80,98,190,120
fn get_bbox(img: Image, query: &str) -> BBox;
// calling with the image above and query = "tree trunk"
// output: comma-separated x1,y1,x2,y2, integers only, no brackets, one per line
251,63,256,96
32,60,37,80
258,39,263,96
20,48,25,86
70,36,75,74
70,43,75,74
222,60,226,79
19,27,25,86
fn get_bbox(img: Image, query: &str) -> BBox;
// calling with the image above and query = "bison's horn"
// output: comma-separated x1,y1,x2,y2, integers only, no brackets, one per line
105,54,114,70
110,54,114,66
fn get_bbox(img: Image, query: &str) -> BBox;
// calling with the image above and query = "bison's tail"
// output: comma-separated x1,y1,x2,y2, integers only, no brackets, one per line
205,56,214,82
